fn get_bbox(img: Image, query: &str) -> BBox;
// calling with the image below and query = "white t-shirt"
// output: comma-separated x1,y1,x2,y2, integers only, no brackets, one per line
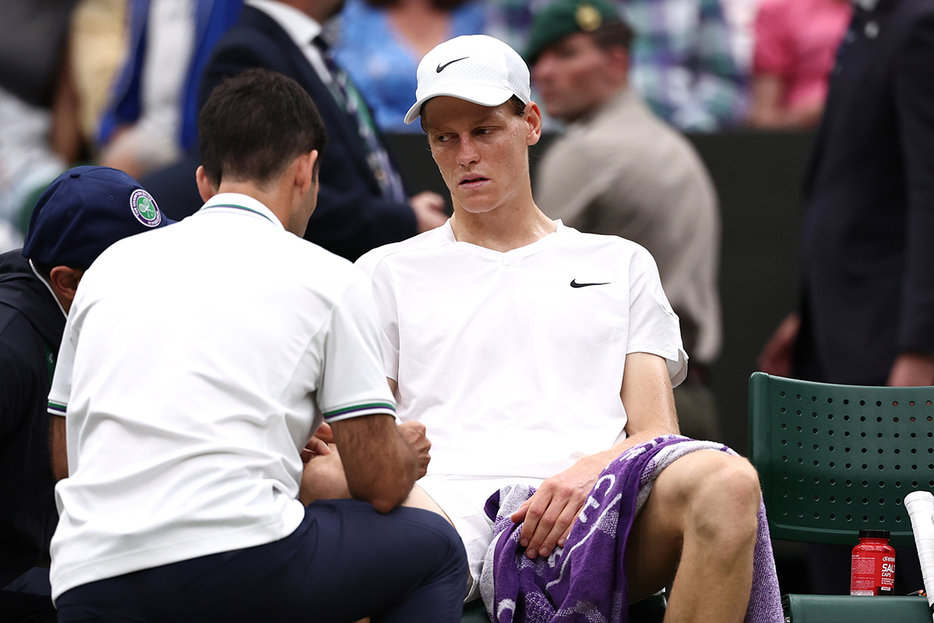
356,220,686,481
48,194,395,602
357,220,686,596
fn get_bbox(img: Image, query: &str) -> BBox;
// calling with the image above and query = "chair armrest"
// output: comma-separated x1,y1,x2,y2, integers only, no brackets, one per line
783,594,930,623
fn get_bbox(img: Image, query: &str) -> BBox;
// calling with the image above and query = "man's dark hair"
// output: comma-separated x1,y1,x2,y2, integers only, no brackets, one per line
198,68,327,187
591,21,634,53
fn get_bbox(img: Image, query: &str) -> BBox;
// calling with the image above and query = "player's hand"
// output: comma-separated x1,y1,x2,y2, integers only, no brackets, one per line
300,435,332,463
316,421,335,444
398,420,431,479
510,461,599,559
410,191,447,232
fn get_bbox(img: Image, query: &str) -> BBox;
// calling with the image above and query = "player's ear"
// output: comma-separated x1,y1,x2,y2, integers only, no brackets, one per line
295,150,318,195
525,102,543,147
48,266,84,313
196,166,218,202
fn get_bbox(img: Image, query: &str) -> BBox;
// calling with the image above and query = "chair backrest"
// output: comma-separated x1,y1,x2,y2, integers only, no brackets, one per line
748,372,934,547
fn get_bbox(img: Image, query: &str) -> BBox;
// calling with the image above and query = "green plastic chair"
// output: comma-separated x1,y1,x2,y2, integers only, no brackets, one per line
748,372,934,621
781,594,930,622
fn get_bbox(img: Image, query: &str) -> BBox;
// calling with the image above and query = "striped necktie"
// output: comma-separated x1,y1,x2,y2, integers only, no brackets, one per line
312,35,407,203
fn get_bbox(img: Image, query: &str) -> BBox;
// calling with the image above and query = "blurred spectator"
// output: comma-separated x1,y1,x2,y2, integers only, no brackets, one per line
0,90,66,251
0,0,133,251
484,0,534,53
747,0,850,129
151,0,447,261
70,0,131,152
0,0,80,250
759,0,934,594
96,0,243,179
0,0,78,109
488,0,748,131
621,0,748,130
528,0,723,440
758,0,934,391
719,0,759,71
96,0,196,179
334,0,486,132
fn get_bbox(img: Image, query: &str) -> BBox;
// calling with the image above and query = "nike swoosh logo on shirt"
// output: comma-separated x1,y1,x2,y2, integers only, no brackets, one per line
436,57,468,73
570,279,610,288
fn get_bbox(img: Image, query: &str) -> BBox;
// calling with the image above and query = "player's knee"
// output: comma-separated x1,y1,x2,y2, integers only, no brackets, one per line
713,456,761,508
688,455,760,544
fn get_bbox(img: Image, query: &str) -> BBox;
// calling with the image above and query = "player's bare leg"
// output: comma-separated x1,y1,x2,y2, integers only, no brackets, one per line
626,450,761,623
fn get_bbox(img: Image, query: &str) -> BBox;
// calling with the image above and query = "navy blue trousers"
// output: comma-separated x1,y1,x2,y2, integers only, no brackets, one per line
56,499,467,622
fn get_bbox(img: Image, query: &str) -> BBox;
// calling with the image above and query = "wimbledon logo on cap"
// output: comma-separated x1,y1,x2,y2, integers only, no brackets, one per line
130,189,162,227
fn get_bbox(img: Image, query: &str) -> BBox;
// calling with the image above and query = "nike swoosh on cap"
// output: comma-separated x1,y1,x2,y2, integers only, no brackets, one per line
436,57,468,73
570,279,610,288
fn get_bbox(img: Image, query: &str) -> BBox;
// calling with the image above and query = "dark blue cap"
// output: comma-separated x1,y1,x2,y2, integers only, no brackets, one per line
22,166,173,270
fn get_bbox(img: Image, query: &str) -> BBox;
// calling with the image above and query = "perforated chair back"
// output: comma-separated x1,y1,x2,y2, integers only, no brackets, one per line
748,372,934,547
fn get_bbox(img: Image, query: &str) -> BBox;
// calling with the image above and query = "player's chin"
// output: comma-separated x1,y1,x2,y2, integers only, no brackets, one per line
455,195,499,215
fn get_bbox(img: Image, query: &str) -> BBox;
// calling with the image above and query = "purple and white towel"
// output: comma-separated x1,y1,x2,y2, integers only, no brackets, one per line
479,435,784,623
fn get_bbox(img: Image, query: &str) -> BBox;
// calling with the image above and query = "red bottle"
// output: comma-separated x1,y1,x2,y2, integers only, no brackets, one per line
850,529,895,595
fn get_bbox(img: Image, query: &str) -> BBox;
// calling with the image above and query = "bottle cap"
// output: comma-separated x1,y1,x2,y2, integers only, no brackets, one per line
859,529,890,539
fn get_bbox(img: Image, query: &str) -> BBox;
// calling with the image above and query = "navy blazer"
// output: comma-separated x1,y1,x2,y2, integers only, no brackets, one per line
163,5,418,261
795,0,934,384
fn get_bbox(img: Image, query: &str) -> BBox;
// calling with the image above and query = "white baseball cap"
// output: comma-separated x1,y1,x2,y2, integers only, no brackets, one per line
404,34,531,125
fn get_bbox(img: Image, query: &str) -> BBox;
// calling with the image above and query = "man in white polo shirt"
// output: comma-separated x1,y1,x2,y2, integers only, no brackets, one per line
354,36,771,621
48,68,466,622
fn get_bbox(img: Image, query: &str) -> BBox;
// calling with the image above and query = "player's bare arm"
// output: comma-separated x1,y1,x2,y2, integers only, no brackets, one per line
51,414,68,481
511,352,680,559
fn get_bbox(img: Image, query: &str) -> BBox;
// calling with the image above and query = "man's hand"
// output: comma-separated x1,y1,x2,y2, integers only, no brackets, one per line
398,420,431,479
508,352,680,560
757,313,800,377
887,352,934,386
410,191,447,232
300,422,334,462
510,456,604,559
315,421,335,444
300,436,331,463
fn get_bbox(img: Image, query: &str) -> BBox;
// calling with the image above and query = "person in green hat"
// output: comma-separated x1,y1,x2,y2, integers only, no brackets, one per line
527,0,724,445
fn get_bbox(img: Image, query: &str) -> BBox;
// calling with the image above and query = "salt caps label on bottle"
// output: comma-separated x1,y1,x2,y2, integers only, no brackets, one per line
850,528,896,596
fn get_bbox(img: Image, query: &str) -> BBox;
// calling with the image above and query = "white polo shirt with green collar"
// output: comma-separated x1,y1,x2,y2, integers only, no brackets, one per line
48,193,395,602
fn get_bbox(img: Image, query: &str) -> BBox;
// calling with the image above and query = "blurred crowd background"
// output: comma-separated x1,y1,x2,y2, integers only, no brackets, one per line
0,0,850,253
